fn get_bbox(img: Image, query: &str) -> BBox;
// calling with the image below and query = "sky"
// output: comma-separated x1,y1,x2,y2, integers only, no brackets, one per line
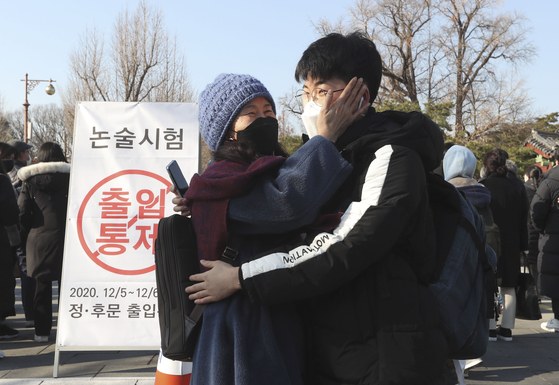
1,0,557,121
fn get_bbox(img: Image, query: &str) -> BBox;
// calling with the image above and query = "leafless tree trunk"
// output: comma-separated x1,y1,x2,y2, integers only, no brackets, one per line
436,0,535,137
357,0,434,103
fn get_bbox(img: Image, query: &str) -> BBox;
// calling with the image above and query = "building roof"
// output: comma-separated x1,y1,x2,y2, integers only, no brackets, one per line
524,129,559,157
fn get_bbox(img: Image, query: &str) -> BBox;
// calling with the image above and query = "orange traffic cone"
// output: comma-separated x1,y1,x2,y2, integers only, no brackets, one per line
154,350,192,385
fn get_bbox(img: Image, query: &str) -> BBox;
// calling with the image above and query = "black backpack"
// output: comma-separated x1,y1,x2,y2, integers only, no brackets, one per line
154,214,205,362
426,173,497,359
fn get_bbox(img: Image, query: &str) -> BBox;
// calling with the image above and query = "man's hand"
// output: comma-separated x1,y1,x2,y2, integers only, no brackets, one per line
317,77,370,143
186,260,241,304
169,185,191,217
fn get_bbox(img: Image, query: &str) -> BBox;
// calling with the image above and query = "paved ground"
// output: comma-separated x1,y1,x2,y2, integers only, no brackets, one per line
1,280,559,384
0,280,158,384
464,299,559,385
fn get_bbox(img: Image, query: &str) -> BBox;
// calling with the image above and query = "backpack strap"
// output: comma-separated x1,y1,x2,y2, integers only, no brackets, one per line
190,303,206,322
221,234,243,261
458,214,497,318
457,216,492,273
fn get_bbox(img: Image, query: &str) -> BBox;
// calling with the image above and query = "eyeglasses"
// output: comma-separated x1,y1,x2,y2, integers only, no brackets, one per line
294,87,344,113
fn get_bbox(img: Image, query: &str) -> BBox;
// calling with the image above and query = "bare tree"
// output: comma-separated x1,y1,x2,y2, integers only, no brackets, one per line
311,16,349,36
7,104,69,158
67,26,110,102
466,71,533,140
356,0,435,103
67,1,194,104
435,0,535,136
313,0,451,106
63,0,196,148
276,87,306,136
0,94,11,142
311,0,535,140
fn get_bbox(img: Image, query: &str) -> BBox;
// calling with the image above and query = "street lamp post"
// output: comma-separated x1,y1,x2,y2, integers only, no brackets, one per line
21,73,56,143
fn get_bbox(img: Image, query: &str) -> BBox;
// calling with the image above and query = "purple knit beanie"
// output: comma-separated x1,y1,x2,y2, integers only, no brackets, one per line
198,73,276,151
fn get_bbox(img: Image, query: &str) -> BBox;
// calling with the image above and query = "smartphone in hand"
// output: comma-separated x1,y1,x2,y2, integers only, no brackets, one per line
166,160,189,198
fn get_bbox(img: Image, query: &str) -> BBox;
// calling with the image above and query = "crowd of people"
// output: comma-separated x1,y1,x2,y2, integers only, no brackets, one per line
0,140,70,359
1,30,557,385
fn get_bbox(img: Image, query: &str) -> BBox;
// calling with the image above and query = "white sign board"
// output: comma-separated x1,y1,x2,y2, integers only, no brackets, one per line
57,102,198,349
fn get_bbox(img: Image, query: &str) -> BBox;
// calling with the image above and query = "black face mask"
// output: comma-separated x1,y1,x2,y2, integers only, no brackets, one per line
236,116,279,156
1,160,14,173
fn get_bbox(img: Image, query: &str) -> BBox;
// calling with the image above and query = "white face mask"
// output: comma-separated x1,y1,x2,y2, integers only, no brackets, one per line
301,97,365,139
301,101,321,138
25,151,32,165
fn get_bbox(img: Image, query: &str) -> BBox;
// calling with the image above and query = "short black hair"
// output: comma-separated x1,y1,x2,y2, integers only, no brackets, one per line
37,142,68,163
295,32,383,103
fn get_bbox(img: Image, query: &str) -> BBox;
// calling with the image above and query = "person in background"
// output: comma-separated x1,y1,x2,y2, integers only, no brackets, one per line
18,142,70,343
442,145,497,379
5,141,36,328
480,149,528,341
524,165,543,296
0,143,17,174
530,148,559,332
7,140,32,192
505,157,530,213
0,143,20,340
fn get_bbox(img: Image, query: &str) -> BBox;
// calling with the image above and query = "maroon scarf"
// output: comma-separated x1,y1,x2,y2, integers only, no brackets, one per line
185,157,285,268
185,156,342,270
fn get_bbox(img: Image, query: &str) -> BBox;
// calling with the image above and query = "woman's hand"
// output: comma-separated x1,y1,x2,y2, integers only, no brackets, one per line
317,77,370,143
186,260,241,304
169,185,191,217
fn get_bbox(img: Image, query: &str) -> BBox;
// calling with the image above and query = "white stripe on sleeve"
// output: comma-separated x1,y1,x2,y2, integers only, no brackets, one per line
241,145,394,280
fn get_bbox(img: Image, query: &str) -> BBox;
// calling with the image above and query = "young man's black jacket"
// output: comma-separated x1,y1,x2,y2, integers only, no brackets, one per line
239,109,448,384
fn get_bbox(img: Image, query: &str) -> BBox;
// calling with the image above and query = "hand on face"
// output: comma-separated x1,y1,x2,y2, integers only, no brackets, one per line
316,77,370,142
301,77,370,143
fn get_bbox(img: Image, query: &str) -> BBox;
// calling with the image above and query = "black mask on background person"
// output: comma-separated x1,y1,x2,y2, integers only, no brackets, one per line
1,159,14,173
236,116,279,156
